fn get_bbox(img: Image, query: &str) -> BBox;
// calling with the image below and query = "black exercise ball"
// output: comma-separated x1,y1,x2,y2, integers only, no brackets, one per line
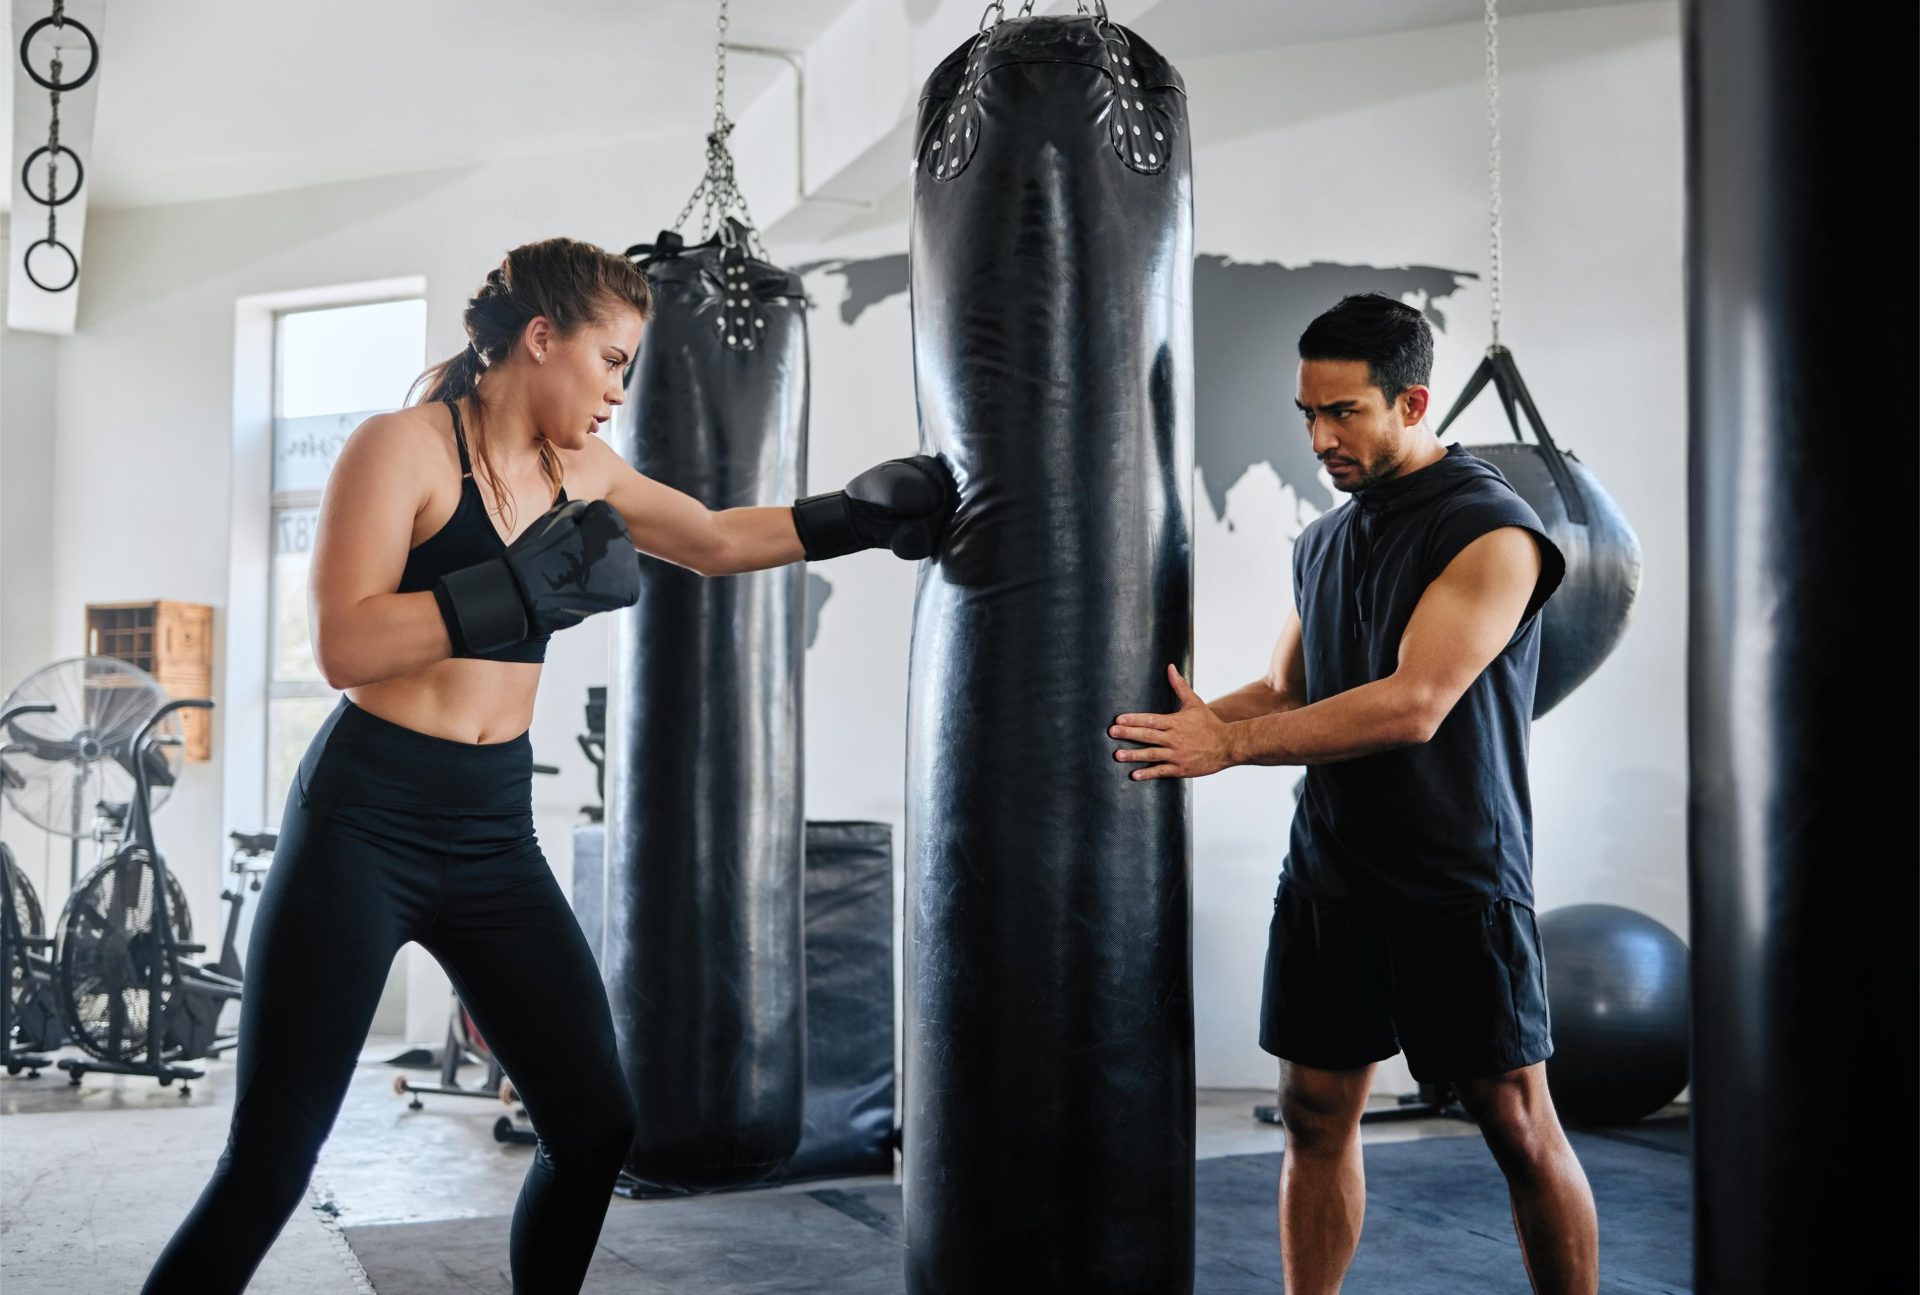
1538,903,1689,1125
1465,444,1642,718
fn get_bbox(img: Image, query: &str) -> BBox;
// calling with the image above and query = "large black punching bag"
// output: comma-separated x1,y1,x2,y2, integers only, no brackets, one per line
1468,444,1639,716
904,13,1195,1293
606,225,808,1192
1685,0,1915,1288
1438,346,1643,717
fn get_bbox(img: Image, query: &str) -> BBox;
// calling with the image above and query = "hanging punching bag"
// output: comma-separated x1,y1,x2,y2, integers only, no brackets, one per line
1687,0,1916,1286
605,223,808,1193
905,11,1195,1294
1438,346,1642,717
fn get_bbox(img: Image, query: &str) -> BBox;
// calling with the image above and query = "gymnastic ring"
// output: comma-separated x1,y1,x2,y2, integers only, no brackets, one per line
20,16,99,91
24,238,79,293
22,145,85,207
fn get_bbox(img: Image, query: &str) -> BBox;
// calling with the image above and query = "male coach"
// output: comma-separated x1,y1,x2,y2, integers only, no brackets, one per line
1108,293,1598,1294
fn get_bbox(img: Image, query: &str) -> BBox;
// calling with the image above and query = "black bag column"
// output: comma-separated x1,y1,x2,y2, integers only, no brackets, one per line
904,13,1196,1294
1684,0,1916,1288
605,227,809,1192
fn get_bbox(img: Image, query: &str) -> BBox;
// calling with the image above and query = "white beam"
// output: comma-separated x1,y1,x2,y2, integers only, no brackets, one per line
751,0,1162,247
8,0,106,334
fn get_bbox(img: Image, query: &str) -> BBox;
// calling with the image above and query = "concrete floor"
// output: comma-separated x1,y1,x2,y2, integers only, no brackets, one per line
1,1034,1481,1294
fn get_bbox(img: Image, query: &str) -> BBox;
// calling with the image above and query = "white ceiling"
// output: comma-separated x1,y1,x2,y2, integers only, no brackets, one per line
1135,0,1623,56
2,0,1641,215
1,0,851,214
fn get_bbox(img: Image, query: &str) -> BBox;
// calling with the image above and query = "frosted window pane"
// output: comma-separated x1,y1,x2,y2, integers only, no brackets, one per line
271,507,321,683
273,410,369,494
276,299,427,419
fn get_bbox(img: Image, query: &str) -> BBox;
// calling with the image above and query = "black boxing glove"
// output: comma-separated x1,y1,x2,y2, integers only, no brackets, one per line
792,454,956,561
432,499,641,656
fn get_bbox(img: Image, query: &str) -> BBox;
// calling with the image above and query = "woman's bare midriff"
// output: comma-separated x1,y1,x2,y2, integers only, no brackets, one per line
348,657,542,745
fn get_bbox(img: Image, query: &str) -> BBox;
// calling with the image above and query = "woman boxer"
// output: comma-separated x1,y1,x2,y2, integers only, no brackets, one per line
144,237,949,1294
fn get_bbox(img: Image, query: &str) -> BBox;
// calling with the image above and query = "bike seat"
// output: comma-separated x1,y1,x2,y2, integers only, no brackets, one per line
229,831,278,855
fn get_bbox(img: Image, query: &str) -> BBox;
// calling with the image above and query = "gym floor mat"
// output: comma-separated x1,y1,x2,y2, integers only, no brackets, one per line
342,1128,1690,1293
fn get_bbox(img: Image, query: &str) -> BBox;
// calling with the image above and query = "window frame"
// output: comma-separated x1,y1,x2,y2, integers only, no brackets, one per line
262,295,427,819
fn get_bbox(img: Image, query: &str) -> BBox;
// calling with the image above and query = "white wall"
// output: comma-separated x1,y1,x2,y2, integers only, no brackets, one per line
0,230,59,687
1,227,63,886
7,0,1686,1089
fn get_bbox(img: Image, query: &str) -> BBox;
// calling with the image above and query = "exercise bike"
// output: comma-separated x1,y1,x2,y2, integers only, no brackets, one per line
169,827,278,1061
51,698,245,1095
2,701,67,1076
208,831,276,985
391,992,536,1145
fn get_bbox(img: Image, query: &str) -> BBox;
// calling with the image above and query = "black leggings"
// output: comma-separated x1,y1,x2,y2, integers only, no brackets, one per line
143,699,635,1294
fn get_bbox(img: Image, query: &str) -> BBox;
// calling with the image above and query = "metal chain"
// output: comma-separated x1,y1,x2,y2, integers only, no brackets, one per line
704,0,730,239
669,0,765,258
46,52,61,242
714,0,728,131
22,0,80,292
1484,0,1503,346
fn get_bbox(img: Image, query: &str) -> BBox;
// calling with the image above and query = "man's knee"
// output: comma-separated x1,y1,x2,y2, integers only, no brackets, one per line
1481,1111,1557,1179
1456,1068,1561,1177
1278,1064,1369,1154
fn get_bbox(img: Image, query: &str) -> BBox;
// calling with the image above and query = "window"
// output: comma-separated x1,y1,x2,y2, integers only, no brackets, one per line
266,298,427,824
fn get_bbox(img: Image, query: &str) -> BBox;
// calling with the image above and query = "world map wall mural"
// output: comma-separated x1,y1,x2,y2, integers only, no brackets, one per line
797,252,1476,645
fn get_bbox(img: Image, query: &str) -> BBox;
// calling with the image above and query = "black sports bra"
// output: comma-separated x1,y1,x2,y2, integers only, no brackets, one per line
396,399,567,664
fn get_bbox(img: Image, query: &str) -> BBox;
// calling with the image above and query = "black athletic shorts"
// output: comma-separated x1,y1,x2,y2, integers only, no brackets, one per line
1257,874,1554,1083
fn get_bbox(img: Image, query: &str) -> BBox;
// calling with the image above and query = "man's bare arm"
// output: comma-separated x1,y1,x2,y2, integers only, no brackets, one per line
1227,527,1543,766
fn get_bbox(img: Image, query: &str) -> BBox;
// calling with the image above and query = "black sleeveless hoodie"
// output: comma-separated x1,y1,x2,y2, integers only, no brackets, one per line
1285,443,1567,915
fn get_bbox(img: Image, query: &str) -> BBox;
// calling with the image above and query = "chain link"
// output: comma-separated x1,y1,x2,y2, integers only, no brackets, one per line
670,0,766,259
46,52,62,240
1484,0,1503,346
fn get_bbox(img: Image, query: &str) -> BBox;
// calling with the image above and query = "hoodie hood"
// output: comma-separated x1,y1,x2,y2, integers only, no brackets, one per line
1352,442,1507,514
1344,443,1507,638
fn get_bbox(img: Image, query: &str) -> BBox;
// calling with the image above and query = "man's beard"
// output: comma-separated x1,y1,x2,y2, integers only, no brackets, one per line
1324,452,1396,493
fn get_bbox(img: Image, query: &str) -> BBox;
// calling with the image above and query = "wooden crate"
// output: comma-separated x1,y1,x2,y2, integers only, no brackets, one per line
84,601,215,762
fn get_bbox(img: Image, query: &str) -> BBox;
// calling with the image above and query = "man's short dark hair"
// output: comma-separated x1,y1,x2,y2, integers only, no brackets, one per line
1297,293,1434,403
